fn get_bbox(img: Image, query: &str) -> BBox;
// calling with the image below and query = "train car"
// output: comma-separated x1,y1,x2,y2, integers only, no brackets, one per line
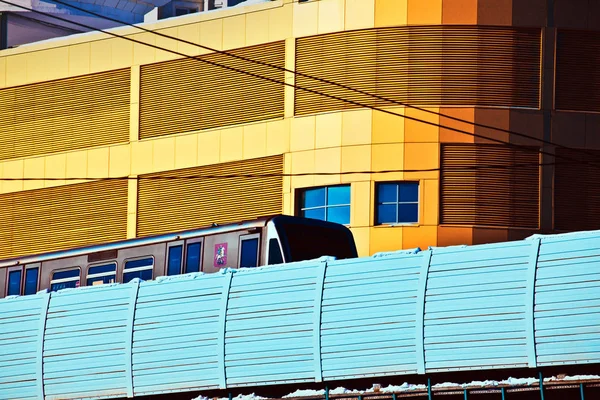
0,214,357,299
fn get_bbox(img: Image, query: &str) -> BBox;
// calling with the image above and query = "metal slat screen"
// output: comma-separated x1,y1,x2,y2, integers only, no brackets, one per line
0,69,130,161
554,149,600,231
555,29,600,112
0,181,128,259
137,155,283,236
440,144,540,229
295,26,541,115
139,41,285,140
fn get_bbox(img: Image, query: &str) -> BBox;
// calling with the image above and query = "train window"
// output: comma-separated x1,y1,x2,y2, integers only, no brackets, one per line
239,234,259,268
24,267,39,295
185,242,202,273
167,245,183,276
7,270,22,296
123,257,153,283
86,263,117,286
267,238,283,265
50,269,80,292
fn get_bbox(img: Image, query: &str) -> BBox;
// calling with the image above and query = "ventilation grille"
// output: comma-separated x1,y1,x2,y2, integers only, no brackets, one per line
0,181,128,260
554,148,600,231
0,69,131,161
137,155,283,237
440,144,540,229
139,42,285,140
555,29,600,112
295,26,541,115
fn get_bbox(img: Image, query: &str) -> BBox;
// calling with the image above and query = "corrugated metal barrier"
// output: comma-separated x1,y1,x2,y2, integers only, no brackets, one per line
440,144,541,229
0,69,130,161
295,26,541,115
139,42,285,140
136,155,283,237
0,180,128,259
2,228,600,399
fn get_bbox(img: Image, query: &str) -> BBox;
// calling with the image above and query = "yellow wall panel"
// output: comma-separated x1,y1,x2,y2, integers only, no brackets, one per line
200,19,224,51
372,108,405,144
423,179,439,225
342,110,372,146
179,24,204,56
175,134,199,170
404,108,440,143
152,137,176,172
341,145,371,183
155,27,181,63
0,57,5,87
371,143,404,178
198,130,221,166
223,15,247,50
69,43,91,76
246,11,270,46
317,0,345,34
314,147,342,186
290,150,315,189
293,0,318,38
220,127,244,162
1,160,24,193
132,32,157,66
87,147,110,179
290,116,316,151
351,180,371,227
0,163,3,194
345,0,375,30
243,124,267,160
127,178,138,239
350,226,370,257
370,226,402,253
109,145,131,178
45,153,67,188
404,142,439,180
45,47,70,81
111,39,134,70
269,2,293,42
26,52,48,82
266,119,291,155
5,54,27,87
408,0,442,24
130,140,153,176
374,0,407,27
23,157,45,191
90,40,112,73
315,112,342,149
65,151,88,180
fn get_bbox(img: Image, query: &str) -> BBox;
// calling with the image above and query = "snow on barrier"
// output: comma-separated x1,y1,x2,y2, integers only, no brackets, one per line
1,229,600,399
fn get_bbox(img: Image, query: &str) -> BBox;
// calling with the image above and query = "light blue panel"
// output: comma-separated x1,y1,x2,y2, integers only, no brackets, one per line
424,241,530,372
225,260,322,387
320,253,422,380
132,274,224,396
534,231,600,367
0,294,46,400
42,284,135,400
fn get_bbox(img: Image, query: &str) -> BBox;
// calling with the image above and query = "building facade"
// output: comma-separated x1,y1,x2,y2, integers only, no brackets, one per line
0,0,598,261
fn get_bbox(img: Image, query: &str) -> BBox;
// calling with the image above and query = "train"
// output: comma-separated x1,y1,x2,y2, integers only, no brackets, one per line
0,214,358,299
1,226,599,400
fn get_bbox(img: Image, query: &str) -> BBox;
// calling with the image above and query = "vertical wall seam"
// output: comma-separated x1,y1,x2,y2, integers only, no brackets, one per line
526,238,541,368
313,258,328,383
218,271,234,389
125,281,141,398
416,250,432,374
37,292,51,400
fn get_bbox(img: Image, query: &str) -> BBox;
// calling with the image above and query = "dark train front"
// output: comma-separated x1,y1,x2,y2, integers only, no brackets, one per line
0,215,357,298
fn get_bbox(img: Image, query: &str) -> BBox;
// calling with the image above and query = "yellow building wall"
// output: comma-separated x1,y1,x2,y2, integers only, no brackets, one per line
0,0,549,259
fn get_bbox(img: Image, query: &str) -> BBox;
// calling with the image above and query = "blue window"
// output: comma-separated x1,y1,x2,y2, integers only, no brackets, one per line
123,257,153,283
167,245,183,276
240,237,259,268
86,263,117,286
185,242,202,273
299,185,351,225
50,269,80,292
375,182,419,225
24,268,39,295
7,270,21,296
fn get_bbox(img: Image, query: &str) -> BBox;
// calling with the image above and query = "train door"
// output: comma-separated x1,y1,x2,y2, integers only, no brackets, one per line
4,263,40,296
166,240,184,276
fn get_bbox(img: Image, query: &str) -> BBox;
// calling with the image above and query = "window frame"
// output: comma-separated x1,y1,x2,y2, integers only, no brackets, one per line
297,185,351,225
238,233,261,268
6,266,22,296
375,181,420,226
50,267,81,292
24,264,40,295
86,261,117,287
184,237,204,274
122,256,154,283
166,240,185,276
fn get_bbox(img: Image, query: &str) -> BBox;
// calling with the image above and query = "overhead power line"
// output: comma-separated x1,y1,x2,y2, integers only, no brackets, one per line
0,0,598,174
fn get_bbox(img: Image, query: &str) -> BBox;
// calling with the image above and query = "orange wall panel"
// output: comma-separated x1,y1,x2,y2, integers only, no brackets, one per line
402,225,438,250
440,108,475,143
442,0,478,24
437,226,473,247
474,109,510,144
408,0,442,24
477,0,512,26
374,0,407,27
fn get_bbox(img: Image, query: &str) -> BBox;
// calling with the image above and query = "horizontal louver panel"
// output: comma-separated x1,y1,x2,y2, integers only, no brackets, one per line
0,181,128,259
139,42,285,140
555,30,600,112
137,155,283,237
554,149,600,231
440,144,540,229
295,26,541,115
0,70,130,161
